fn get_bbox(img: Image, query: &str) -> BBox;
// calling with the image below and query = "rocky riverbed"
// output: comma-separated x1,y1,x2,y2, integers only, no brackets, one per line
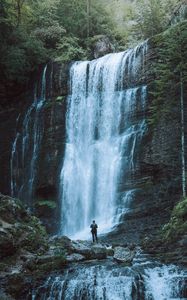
0,193,187,299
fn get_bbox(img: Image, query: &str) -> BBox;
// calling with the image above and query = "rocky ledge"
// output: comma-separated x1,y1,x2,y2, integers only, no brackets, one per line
0,194,137,299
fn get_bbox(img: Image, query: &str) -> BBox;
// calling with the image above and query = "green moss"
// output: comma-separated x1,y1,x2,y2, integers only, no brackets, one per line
172,197,187,219
161,197,187,243
56,95,66,102
36,256,67,274
37,200,57,210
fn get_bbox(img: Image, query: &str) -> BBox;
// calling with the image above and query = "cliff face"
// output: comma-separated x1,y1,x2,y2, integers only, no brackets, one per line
106,29,184,242
0,63,69,233
0,22,186,239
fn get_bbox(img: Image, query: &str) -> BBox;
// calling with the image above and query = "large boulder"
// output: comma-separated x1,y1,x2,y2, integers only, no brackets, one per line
91,244,107,259
49,235,73,254
66,253,85,262
71,241,93,259
92,35,114,59
113,246,135,263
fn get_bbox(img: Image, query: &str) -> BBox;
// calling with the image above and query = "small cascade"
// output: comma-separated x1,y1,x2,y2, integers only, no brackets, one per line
144,265,187,300
32,263,187,300
59,42,148,238
10,65,47,206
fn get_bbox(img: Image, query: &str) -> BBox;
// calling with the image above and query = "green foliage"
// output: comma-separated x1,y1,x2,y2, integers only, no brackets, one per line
33,23,66,49
56,95,66,102
172,197,187,219
147,21,187,126
0,0,185,93
133,0,180,40
37,199,57,210
161,197,187,242
0,0,116,87
56,36,87,62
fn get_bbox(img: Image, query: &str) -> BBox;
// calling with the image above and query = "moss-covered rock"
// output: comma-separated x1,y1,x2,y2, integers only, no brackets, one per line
0,194,48,258
141,197,187,265
161,197,187,243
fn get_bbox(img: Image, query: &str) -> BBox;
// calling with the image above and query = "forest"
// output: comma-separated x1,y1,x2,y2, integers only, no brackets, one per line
0,0,181,89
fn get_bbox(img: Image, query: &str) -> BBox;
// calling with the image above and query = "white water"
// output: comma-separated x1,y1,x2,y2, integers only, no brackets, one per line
144,265,187,300
32,263,187,300
10,65,47,204
60,43,148,238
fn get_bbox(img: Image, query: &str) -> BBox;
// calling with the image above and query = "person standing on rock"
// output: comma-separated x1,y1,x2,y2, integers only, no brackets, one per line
90,220,98,243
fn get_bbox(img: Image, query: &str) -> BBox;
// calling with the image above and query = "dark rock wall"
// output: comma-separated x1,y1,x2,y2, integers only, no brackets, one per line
112,31,185,243
35,63,68,232
0,100,31,195
0,62,69,233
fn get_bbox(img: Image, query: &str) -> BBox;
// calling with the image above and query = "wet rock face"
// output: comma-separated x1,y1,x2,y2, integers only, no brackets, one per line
31,63,69,233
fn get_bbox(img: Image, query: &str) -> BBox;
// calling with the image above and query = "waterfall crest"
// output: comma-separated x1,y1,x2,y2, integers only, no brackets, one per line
60,43,148,238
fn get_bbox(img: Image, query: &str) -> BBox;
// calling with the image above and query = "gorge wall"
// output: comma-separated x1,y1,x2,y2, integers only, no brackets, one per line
0,21,186,240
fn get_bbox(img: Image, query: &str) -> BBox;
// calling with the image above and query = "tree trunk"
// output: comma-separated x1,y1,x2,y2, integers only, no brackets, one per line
87,0,90,38
180,70,186,197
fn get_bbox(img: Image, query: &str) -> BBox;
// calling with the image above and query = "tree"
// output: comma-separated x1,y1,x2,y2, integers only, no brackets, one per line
14,0,25,26
149,22,187,197
87,0,91,38
133,0,178,39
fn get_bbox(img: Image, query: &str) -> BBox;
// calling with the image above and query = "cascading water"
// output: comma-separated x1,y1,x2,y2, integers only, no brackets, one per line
10,65,47,205
32,262,187,300
59,43,148,238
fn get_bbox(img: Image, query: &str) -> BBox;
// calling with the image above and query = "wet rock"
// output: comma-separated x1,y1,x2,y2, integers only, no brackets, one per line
71,241,93,259
0,291,15,300
106,247,114,256
1,273,32,299
22,251,67,274
0,229,15,258
66,253,85,262
113,246,135,263
91,244,107,259
92,35,114,59
178,235,187,247
50,235,72,253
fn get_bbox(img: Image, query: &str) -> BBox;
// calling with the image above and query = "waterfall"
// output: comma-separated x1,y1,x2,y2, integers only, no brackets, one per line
144,265,187,299
10,65,47,205
59,42,148,238
32,264,187,300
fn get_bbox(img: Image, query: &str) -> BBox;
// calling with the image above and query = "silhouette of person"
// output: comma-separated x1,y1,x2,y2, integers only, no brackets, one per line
90,220,98,243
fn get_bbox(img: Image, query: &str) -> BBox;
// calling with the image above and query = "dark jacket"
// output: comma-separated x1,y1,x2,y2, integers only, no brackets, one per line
90,223,98,233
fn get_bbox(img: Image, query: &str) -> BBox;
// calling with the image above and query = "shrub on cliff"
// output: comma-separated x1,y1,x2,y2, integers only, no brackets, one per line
161,197,187,243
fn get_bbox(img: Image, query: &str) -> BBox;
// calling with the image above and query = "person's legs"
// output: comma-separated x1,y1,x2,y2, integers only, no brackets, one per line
95,232,98,243
92,232,95,242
